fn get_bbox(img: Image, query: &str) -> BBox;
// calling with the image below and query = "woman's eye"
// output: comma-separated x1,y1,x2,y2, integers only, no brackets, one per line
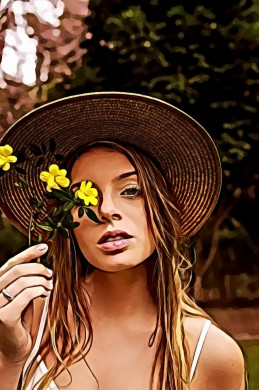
121,186,140,197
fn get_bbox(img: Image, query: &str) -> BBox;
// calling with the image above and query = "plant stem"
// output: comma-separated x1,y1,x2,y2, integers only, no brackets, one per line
28,209,34,247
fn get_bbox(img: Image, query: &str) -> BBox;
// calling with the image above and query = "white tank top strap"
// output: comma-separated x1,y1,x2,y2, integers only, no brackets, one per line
190,319,211,382
22,293,50,384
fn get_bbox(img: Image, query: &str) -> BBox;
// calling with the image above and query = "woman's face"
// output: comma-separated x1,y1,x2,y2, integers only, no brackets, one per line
70,147,156,272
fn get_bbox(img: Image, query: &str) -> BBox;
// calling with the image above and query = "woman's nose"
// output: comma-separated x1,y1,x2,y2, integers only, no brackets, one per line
98,193,121,221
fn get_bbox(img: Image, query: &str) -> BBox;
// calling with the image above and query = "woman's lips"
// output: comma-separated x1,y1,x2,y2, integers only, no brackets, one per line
97,237,133,251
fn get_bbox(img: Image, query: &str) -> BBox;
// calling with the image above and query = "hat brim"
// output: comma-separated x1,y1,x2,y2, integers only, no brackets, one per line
0,92,222,239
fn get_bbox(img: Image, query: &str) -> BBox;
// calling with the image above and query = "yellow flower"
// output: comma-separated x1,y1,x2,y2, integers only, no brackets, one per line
0,144,17,171
40,164,70,192
75,180,98,206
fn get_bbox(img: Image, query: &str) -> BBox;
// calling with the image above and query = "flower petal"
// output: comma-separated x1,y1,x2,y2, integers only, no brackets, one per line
0,145,13,157
48,181,60,191
58,169,67,177
47,176,56,187
0,156,6,164
85,181,92,190
53,183,61,189
56,176,70,187
92,188,98,197
77,190,85,200
89,196,98,206
7,155,17,163
2,162,10,171
49,164,60,176
83,196,90,206
86,188,98,197
40,171,52,182
80,180,86,192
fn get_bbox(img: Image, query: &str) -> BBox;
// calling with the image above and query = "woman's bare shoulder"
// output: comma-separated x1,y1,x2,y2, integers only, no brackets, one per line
184,316,245,389
200,323,245,389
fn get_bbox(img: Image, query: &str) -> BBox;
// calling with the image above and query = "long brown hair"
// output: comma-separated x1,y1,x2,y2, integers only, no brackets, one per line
22,140,248,390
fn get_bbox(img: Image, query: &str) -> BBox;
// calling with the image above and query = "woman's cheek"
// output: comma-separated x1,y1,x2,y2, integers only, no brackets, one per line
73,226,94,261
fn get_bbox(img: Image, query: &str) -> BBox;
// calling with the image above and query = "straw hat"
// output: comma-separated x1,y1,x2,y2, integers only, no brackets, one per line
0,92,222,239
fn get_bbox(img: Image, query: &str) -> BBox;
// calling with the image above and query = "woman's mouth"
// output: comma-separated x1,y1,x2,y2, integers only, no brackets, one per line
97,237,133,251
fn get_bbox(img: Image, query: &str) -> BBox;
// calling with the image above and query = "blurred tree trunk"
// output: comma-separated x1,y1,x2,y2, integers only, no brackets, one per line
194,197,239,301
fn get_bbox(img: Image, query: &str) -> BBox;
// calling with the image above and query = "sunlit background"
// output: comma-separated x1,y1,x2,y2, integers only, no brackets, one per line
0,0,65,86
0,0,258,387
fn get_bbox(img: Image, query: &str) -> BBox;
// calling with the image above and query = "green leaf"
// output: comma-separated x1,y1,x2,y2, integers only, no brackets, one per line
84,208,100,223
19,177,28,186
36,235,42,243
41,143,46,154
29,197,40,208
15,147,26,164
35,156,44,168
74,197,83,206
78,207,84,218
37,224,54,231
47,217,57,228
52,205,63,216
30,222,35,231
47,229,57,240
67,222,80,229
49,138,56,153
61,213,73,227
14,182,21,187
52,189,70,197
68,189,75,199
59,227,69,238
15,166,26,175
45,192,56,199
63,201,75,212
29,143,42,156
51,189,71,202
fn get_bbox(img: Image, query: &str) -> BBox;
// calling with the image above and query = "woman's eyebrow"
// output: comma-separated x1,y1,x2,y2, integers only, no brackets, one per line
70,171,137,189
113,170,137,182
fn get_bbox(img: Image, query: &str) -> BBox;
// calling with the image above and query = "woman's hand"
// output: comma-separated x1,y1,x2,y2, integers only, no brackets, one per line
0,244,53,364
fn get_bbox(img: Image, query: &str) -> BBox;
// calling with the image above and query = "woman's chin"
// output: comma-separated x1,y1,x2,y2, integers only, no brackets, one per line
94,257,140,272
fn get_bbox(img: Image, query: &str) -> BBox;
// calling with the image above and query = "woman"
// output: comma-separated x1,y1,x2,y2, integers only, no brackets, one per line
0,92,247,390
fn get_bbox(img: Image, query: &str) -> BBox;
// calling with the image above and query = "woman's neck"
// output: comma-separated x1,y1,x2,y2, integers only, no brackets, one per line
81,258,158,332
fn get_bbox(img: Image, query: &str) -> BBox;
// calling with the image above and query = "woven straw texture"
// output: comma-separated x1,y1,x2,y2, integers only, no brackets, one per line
0,92,222,239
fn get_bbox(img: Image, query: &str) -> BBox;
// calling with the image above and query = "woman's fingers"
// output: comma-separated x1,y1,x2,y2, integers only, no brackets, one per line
0,286,50,328
0,243,52,363
0,275,53,308
0,244,49,278
0,263,52,295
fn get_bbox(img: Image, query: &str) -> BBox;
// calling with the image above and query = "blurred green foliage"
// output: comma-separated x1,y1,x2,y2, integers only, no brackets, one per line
73,0,258,303
0,209,27,264
239,340,259,390
76,0,258,167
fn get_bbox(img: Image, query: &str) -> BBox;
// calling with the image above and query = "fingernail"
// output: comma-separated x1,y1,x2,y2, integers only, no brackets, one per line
37,244,48,251
47,268,53,275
